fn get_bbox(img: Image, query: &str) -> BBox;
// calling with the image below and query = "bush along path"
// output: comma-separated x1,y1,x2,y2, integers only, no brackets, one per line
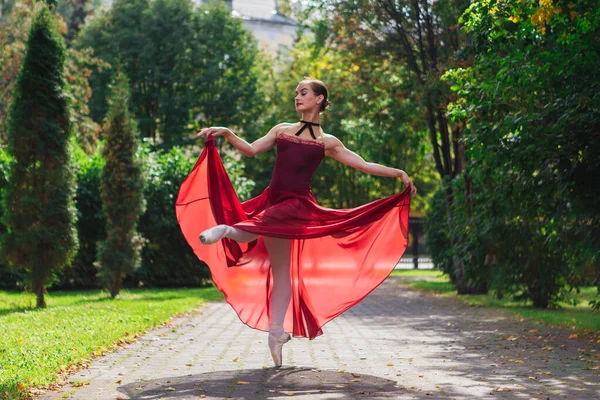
34,276,600,400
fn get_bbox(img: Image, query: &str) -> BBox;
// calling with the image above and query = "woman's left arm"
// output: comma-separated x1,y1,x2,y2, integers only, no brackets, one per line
325,135,417,196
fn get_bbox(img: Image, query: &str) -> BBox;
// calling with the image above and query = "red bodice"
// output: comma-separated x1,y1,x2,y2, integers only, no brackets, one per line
269,134,325,191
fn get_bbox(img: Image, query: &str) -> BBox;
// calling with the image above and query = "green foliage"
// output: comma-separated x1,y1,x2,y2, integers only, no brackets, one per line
135,143,212,287
0,4,78,307
425,188,453,279
0,147,27,290
75,0,266,148
97,68,146,297
438,0,600,308
53,138,105,289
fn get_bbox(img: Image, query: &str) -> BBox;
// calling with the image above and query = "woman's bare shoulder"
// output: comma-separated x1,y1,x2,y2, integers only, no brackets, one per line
321,132,342,146
272,122,297,135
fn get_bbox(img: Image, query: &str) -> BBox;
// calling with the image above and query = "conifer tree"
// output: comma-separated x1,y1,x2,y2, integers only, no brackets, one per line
97,67,146,298
0,3,78,308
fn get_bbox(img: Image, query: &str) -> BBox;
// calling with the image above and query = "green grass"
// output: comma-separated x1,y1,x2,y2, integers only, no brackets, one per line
0,287,223,399
389,268,444,277
401,275,600,332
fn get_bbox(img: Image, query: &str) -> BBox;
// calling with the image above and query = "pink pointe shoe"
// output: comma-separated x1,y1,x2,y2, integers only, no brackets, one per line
199,225,230,245
268,328,291,367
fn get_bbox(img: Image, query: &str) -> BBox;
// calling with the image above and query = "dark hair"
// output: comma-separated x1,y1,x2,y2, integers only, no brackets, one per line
300,77,330,112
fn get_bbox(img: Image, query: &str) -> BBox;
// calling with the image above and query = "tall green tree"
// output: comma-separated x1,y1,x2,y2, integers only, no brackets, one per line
442,0,600,308
0,3,78,308
76,0,266,148
96,67,146,298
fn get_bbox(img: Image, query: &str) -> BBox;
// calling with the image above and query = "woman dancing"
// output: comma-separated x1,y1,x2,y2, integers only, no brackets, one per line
176,78,416,367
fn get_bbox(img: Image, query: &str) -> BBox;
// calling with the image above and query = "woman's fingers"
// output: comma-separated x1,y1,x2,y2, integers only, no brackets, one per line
195,127,214,139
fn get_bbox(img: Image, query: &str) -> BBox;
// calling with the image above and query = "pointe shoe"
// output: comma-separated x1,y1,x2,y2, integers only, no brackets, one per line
268,331,291,367
199,224,229,245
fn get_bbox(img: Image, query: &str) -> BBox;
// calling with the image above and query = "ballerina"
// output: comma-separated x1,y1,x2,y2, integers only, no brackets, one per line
176,78,415,367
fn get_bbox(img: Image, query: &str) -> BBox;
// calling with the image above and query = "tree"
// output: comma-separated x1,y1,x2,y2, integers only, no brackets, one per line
96,66,146,298
0,3,78,308
76,0,266,148
442,0,600,308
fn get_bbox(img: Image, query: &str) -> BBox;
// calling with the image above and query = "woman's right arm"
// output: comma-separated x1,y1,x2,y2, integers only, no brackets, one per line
195,124,287,157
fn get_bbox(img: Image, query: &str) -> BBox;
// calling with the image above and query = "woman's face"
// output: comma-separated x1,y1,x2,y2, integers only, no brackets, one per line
295,83,322,113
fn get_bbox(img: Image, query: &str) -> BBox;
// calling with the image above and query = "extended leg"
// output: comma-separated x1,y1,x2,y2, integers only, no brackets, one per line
199,224,258,244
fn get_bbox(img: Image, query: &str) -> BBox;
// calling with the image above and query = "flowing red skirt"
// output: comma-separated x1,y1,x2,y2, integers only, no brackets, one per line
175,138,411,339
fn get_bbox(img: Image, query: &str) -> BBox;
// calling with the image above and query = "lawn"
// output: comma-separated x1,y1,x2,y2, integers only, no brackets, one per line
392,270,600,333
0,287,223,399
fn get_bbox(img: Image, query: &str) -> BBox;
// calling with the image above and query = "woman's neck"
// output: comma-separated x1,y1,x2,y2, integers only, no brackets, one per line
301,111,320,124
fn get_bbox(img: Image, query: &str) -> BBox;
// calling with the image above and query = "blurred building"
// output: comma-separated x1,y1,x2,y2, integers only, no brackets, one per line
199,0,297,56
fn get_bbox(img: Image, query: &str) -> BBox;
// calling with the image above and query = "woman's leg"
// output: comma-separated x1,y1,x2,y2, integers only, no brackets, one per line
199,224,258,244
264,236,292,332
264,236,292,367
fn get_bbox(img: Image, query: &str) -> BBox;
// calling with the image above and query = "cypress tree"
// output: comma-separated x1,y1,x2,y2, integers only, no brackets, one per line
0,3,78,308
97,67,146,298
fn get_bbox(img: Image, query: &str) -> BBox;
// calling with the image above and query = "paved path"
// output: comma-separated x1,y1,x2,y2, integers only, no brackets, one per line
38,277,600,399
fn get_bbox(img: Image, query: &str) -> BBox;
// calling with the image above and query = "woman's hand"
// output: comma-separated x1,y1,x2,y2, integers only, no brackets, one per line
398,171,417,197
195,127,231,140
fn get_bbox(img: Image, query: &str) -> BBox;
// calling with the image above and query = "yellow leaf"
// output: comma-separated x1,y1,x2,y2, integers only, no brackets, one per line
568,334,579,340
166,387,176,391
237,381,249,385
542,346,553,351
232,357,239,362
386,363,394,366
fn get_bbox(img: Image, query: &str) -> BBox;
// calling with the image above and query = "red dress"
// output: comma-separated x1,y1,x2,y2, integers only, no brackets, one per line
175,131,411,339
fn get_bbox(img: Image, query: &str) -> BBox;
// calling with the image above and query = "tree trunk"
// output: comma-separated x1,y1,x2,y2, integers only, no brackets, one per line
110,268,122,298
34,274,47,308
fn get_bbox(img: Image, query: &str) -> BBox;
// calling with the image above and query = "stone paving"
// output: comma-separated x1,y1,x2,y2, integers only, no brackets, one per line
37,277,600,399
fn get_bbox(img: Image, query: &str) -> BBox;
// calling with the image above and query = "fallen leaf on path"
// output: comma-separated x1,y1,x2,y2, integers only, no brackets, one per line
232,357,239,362
542,346,553,351
237,381,249,385
386,363,394,366
165,387,176,391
